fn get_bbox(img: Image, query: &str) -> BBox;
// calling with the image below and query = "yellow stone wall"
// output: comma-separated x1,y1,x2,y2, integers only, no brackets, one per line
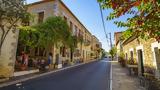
123,38,156,66
27,1,56,25
27,0,97,64
58,1,94,62
0,28,19,77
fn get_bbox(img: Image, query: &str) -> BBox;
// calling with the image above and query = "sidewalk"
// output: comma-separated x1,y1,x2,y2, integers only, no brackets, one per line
111,61,145,90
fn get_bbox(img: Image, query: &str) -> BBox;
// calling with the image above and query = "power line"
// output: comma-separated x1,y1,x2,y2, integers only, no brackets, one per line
99,3,107,39
98,3,112,49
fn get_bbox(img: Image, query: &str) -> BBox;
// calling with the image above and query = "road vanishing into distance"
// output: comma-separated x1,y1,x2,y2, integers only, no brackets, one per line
0,58,111,90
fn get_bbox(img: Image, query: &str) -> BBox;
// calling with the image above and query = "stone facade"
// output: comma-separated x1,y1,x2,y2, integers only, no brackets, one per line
114,32,123,60
27,0,101,65
0,0,102,78
91,35,102,59
0,28,19,77
122,36,160,77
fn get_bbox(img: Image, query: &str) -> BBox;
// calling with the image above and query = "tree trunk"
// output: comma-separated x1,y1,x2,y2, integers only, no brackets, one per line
0,30,11,55
0,26,5,55
70,48,73,62
43,48,46,57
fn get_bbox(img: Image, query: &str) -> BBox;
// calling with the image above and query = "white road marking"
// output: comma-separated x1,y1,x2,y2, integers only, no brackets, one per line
16,83,22,86
110,63,112,90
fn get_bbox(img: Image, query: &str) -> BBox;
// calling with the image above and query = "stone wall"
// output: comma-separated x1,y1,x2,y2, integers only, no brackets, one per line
27,0,98,64
123,37,160,77
123,38,156,66
0,28,19,77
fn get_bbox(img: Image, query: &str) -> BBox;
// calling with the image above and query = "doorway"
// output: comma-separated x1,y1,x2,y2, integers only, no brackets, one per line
154,47,160,77
137,49,144,76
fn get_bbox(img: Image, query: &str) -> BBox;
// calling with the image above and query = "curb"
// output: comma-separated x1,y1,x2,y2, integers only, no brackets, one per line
13,69,39,77
110,62,112,90
0,60,96,88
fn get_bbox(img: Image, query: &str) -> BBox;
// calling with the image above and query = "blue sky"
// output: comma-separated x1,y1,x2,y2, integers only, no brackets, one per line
27,0,129,51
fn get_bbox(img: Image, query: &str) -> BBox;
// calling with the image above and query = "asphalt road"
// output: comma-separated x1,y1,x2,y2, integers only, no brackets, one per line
0,58,111,90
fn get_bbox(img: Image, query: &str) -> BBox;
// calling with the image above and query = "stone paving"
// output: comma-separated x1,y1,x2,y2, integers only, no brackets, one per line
112,61,145,90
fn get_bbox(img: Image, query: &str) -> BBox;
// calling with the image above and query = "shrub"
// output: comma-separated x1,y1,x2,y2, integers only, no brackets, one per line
144,64,155,75
126,58,138,65
118,52,126,67
118,56,126,67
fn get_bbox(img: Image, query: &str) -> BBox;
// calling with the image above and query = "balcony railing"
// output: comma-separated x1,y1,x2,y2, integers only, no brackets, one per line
96,44,100,48
84,40,91,46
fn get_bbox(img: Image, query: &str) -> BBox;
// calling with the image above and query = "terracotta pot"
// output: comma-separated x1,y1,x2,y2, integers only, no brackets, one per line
20,65,26,71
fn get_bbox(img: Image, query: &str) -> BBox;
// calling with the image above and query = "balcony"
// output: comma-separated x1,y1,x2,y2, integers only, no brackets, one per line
91,46,94,50
84,40,91,46
96,44,100,48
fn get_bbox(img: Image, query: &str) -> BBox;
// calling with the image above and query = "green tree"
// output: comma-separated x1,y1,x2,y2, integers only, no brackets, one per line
18,26,39,49
101,49,106,58
0,0,29,54
109,47,117,60
68,36,79,62
19,16,72,55
36,16,71,51
98,0,160,41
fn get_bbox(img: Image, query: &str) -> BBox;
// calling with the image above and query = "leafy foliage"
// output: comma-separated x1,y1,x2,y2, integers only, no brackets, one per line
109,46,117,60
19,16,73,50
127,58,137,65
18,26,39,48
36,16,71,48
98,0,160,41
19,16,81,60
0,0,29,54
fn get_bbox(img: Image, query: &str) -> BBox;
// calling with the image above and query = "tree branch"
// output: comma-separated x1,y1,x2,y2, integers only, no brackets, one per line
0,25,5,54
0,18,20,53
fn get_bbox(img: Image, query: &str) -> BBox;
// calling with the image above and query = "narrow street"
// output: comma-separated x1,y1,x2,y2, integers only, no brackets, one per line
0,59,111,90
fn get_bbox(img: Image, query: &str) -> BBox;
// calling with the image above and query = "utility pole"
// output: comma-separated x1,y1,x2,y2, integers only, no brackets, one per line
99,3,113,50
109,33,112,49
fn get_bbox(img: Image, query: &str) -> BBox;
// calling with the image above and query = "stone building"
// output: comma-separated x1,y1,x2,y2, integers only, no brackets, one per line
0,0,102,78
26,0,101,67
122,36,160,78
114,32,123,61
91,35,102,59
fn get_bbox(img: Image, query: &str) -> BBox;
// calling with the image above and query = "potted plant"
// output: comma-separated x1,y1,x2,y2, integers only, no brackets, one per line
118,52,126,67
144,64,155,78
127,58,138,67
127,58,138,75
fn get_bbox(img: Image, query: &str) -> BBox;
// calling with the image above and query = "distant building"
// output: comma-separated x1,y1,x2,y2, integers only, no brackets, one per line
114,32,123,61
91,35,102,59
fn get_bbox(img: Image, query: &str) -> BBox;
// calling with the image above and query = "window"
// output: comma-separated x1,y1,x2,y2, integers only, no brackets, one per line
70,21,73,31
130,51,133,60
79,30,83,37
125,53,128,60
77,29,79,37
154,47,160,67
74,25,77,36
64,16,67,21
60,47,66,57
38,12,44,23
